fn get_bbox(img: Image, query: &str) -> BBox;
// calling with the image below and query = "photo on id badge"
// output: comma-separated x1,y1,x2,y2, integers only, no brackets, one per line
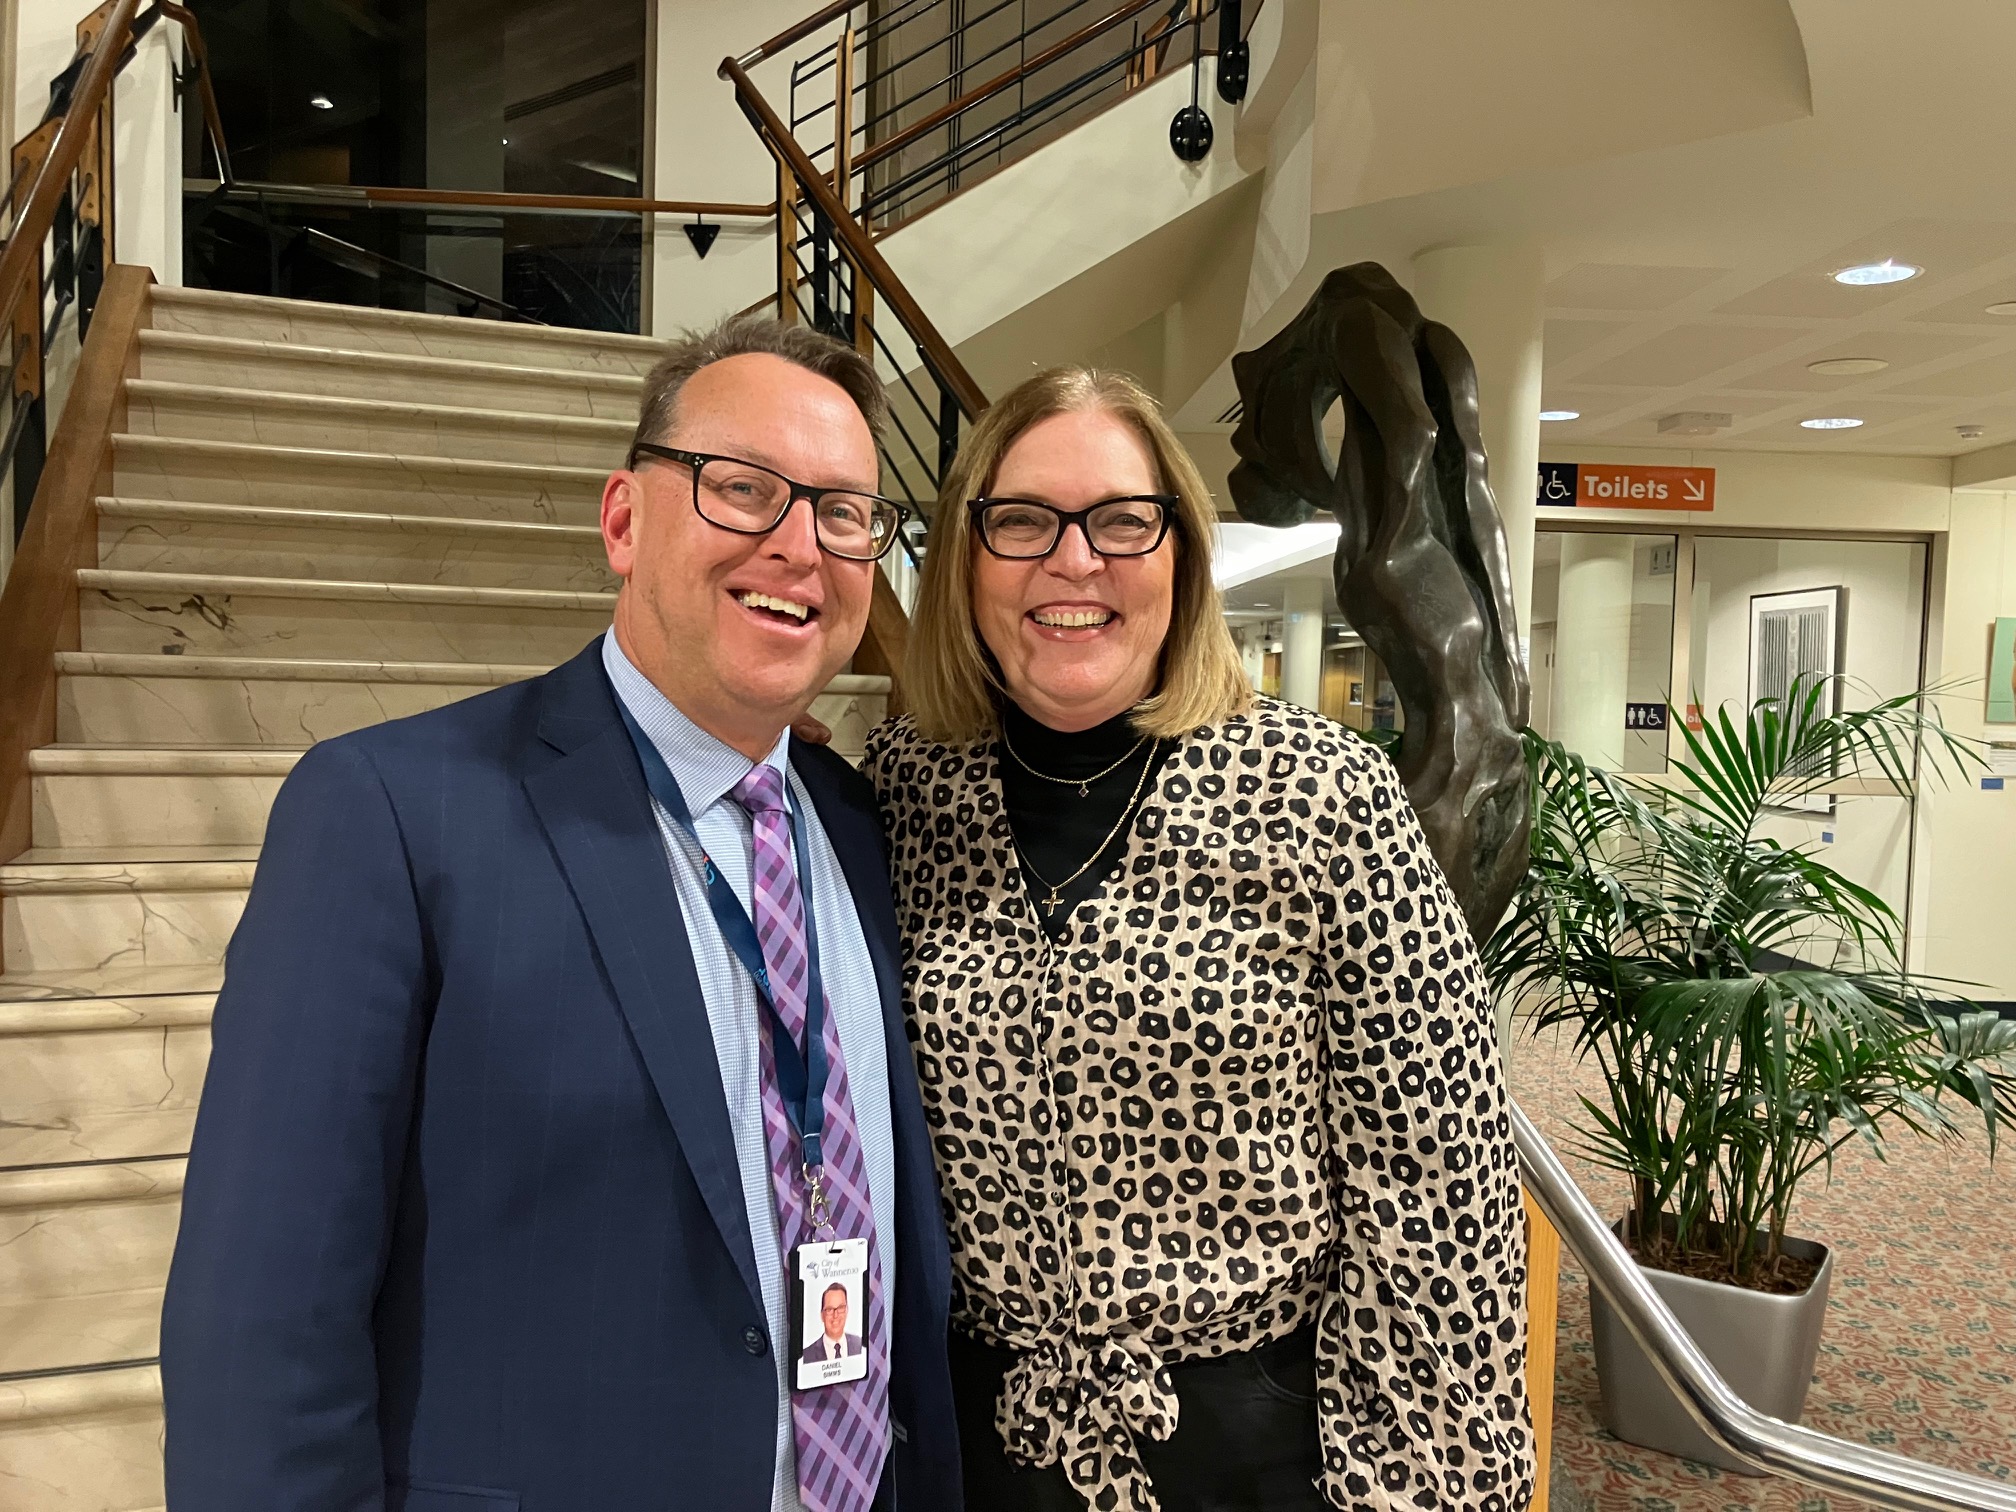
793,1237,869,1390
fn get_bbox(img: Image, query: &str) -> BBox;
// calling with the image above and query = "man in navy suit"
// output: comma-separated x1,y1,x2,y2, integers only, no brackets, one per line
161,316,959,1512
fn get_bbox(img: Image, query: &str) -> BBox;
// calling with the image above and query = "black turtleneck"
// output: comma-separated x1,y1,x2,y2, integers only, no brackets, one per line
996,701,1173,938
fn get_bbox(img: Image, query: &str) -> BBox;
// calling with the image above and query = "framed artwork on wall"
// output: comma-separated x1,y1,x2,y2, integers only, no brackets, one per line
1749,586,1846,815
1989,617,2016,724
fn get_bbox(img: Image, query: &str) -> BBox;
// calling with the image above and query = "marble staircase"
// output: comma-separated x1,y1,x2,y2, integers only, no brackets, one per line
0,287,893,1511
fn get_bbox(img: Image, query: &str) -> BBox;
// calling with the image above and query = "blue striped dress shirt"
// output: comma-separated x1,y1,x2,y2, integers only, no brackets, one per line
601,632,897,1512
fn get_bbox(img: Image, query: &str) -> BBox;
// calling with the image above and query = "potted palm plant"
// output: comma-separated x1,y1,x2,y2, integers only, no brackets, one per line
1487,678,2016,1470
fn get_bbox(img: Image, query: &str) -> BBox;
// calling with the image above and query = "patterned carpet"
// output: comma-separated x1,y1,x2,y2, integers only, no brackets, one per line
1508,1028,2016,1511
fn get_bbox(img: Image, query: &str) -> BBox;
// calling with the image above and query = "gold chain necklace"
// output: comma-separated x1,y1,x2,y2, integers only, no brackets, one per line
1001,725,1147,798
1010,740,1159,916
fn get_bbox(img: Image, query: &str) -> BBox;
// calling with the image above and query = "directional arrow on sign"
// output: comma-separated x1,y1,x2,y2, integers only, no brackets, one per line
1683,478,1707,502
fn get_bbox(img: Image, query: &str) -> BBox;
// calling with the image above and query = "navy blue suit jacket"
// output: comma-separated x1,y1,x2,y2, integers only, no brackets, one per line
161,643,960,1512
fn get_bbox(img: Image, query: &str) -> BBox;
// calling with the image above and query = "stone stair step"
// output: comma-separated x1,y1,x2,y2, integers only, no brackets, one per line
97,497,613,591
55,652,544,747
0,853,256,975
124,380,631,470
150,284,664,374
0,1159,186,1308
0,1289,166,1379
78,568,613,663
113,434,604,523
0,964,223,1007
30,750,294,851
137,328,643,416
0,1362,164,1512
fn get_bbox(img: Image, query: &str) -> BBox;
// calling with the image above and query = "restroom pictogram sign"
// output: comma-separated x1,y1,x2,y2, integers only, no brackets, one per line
1537,461,1715,511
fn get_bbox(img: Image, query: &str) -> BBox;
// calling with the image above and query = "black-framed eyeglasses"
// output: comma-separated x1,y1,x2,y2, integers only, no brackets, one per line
967,495,1178,560
629,443,908,562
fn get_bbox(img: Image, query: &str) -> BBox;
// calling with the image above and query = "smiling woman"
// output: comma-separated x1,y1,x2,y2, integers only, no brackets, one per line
862,368,1537,1512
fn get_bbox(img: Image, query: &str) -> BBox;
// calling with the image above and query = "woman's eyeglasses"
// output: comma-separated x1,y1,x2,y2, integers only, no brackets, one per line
629,444,908,562
967,495,1178,560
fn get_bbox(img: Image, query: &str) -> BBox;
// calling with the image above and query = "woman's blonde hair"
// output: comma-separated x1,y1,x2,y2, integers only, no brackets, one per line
903,366,1253,744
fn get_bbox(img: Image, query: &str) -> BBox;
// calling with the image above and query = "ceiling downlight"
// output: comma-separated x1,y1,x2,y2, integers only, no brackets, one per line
1831,260,1921,286
1800,417,1865,430
1807,357,1889,376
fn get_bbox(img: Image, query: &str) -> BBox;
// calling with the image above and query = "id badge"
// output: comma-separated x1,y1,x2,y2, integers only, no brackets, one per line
790,1237,870,1391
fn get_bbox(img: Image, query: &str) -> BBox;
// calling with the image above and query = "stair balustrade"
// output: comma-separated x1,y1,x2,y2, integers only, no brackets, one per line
2,0,229,559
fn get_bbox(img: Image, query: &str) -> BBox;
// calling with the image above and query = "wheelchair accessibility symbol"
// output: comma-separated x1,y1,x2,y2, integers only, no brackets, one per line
1537,462,1579,505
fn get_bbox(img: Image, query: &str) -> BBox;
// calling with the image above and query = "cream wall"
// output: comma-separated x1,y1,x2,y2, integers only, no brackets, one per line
649,0,826,333
1917,491,2016,1000
1536,445,1953,534
1692,535,1927,955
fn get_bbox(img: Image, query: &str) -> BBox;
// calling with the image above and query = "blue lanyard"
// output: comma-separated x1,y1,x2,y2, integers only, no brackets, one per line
617,702,830,1175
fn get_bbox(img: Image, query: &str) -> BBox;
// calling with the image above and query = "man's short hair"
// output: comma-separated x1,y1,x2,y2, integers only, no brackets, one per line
822,1283,849,1307
628,314,889,465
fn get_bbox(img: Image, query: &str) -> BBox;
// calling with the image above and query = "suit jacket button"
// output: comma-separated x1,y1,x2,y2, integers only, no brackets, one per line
743,1326,768,1356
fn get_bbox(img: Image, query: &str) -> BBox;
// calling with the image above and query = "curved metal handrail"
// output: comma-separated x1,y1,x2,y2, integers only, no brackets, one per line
1513,1101,2016,1512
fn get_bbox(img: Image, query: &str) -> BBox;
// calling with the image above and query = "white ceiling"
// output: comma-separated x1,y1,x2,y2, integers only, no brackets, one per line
1169,0,2016,464
1538,222,2016,455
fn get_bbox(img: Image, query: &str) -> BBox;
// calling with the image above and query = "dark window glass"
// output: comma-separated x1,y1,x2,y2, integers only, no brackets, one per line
188,0,646,332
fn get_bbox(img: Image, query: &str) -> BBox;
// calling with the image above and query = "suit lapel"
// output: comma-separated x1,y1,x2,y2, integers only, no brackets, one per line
524,646,763,1312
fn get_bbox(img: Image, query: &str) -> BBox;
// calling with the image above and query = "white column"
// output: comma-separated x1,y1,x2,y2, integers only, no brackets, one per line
1553,534,1634,769
1238,624,1266,690
1409,244,1545,655
1280,578,1325,711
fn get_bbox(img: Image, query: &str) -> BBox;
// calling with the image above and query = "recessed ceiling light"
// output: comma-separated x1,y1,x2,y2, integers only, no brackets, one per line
1831,260,1920,286
1539,409,1580,422
309,94,334,110
1987,301,2016,316
1800,416,1865,430
1807,357,1889,376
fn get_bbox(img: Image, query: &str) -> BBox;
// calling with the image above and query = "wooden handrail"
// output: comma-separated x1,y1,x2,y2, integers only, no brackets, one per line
721,56,988,421
854,0,1172,174
0,264,152,879
210,181,775,219
157,2,233,182
737,0,863,70
0,0,140,340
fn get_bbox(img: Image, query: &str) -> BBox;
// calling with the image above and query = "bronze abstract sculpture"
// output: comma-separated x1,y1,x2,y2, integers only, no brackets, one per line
1228,262,1531,937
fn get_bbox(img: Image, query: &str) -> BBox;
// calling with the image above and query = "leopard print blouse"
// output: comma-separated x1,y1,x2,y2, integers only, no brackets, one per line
862,699,1534,1512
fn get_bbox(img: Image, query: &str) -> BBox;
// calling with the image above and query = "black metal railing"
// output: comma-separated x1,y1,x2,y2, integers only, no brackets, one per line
731,0,1255,552
182,186,638,330
782,0,1249,232
778,176,961,566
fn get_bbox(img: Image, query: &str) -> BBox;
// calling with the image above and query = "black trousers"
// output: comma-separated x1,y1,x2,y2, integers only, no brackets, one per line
948,1327,1328,1512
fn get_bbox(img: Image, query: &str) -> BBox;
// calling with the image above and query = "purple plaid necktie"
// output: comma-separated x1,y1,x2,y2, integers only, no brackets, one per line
730,764,890,1512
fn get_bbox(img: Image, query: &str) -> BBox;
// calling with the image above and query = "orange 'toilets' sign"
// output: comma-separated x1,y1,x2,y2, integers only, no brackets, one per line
1536,461,1715,511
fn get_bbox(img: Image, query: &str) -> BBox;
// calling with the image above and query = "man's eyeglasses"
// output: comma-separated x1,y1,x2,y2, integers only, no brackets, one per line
967,495,1178,560
629,444,908,562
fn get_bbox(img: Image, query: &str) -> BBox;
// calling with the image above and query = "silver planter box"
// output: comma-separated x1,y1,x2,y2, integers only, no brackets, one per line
1589,1217,1834,1474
